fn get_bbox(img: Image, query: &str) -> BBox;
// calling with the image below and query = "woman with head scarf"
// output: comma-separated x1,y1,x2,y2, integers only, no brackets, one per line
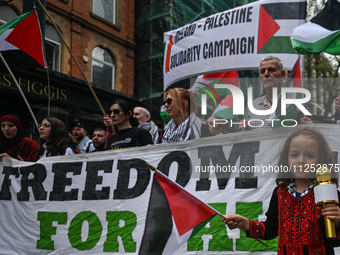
0,114,39,162
160,88,202,143
38,117,78,158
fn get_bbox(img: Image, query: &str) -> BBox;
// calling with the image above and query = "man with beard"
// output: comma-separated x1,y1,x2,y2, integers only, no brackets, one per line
245,55,313,131
71,122,95,153
92,128,106,151
133,106,159,144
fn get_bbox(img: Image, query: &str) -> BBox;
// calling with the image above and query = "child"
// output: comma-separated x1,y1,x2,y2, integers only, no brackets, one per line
223,127,340,255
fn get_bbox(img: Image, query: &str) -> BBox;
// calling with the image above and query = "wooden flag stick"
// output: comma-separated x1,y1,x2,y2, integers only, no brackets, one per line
145,163,268,247
36,0,107,116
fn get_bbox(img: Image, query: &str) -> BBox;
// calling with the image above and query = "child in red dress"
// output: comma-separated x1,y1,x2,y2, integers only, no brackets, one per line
223,127,340,255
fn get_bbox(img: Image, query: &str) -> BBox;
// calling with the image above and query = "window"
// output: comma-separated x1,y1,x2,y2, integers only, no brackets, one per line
92,47,115,90
0,5,18,25
45,23,61,71
93,0,116,24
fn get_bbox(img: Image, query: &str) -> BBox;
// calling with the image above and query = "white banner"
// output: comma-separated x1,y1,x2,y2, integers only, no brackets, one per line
0,124,339,254
163,0,306,90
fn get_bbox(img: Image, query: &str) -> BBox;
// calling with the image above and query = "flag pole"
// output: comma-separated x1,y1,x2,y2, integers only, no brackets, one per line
145,163,268,247
0,53,40,131
36,0,107,117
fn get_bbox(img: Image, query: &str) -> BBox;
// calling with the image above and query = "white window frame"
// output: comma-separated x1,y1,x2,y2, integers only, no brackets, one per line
44,38,61,72
93,0,116,24
91,47,115,90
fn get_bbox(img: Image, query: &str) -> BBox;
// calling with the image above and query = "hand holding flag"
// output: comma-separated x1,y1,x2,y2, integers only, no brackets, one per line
139,164,267,255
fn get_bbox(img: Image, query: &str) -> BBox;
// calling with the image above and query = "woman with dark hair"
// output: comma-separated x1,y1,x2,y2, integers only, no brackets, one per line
106,98,152,150
38,117,78,157
160,88,202,143
0,114,39,162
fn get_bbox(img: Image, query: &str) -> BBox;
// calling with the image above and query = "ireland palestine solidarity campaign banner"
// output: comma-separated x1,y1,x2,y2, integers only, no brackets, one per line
1,124,340,254
163,0,306,90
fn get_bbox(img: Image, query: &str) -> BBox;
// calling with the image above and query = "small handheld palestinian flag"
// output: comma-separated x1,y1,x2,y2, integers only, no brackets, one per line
139,165,267,255
0,9,46,69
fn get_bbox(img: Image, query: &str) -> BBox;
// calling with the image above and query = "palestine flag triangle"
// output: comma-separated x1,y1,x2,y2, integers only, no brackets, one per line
209,71,239,120
191,71,238,118
291,0,340,55
192,71,238,105
139,171,217,255
0,9,45,70
257,1,306,54
270,57,302,127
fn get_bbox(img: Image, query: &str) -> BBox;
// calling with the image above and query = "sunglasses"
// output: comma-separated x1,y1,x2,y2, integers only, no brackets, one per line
107,109,122,115
38,123,51,128
163,98,173,106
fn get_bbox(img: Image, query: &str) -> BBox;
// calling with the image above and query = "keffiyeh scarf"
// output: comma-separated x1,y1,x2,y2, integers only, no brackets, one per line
287,179,317,197
161,113,201,143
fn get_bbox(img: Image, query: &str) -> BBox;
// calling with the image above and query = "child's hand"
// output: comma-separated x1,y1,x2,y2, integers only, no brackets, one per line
222,214,250,232
320,203,340,229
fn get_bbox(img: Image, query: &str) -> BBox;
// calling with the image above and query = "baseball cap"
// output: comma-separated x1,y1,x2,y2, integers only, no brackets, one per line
71,122,87,131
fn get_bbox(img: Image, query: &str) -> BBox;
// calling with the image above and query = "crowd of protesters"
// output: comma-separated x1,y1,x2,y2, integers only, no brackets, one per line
1,55,339,162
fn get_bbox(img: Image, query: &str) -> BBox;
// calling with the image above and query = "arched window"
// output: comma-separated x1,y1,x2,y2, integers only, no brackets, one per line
92,47,115,90
45,23,61,71
93,0,116,24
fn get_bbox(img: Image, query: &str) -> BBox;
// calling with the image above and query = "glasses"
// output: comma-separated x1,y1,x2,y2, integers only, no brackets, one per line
163,98,173,106
107,109,122,115
207,121,214,126
38,123,51,129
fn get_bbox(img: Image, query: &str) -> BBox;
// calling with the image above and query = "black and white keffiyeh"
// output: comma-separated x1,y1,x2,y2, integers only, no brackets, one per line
138,120,159,144
287,179,317,197
161,113,201,143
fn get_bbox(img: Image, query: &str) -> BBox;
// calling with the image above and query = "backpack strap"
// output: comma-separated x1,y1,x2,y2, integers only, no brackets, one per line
85,142,93,153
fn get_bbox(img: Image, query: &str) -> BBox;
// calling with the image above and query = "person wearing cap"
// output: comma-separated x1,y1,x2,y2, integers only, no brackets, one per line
0,114,39,162
72,122,95,153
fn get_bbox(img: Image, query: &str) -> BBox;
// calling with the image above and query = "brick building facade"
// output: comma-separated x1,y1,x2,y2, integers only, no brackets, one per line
0,0,139,138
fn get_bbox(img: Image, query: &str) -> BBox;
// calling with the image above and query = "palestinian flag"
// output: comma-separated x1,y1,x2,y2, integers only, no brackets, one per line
160,105,171,125
270,57,302,127
212,93,237,120
258,1,306,54
209,72,239,120
0,9,45,70
139,171,217,255
291,0,340,55
191,71,238,118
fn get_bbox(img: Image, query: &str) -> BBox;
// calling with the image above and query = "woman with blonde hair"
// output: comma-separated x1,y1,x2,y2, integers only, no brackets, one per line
160,87,202,143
